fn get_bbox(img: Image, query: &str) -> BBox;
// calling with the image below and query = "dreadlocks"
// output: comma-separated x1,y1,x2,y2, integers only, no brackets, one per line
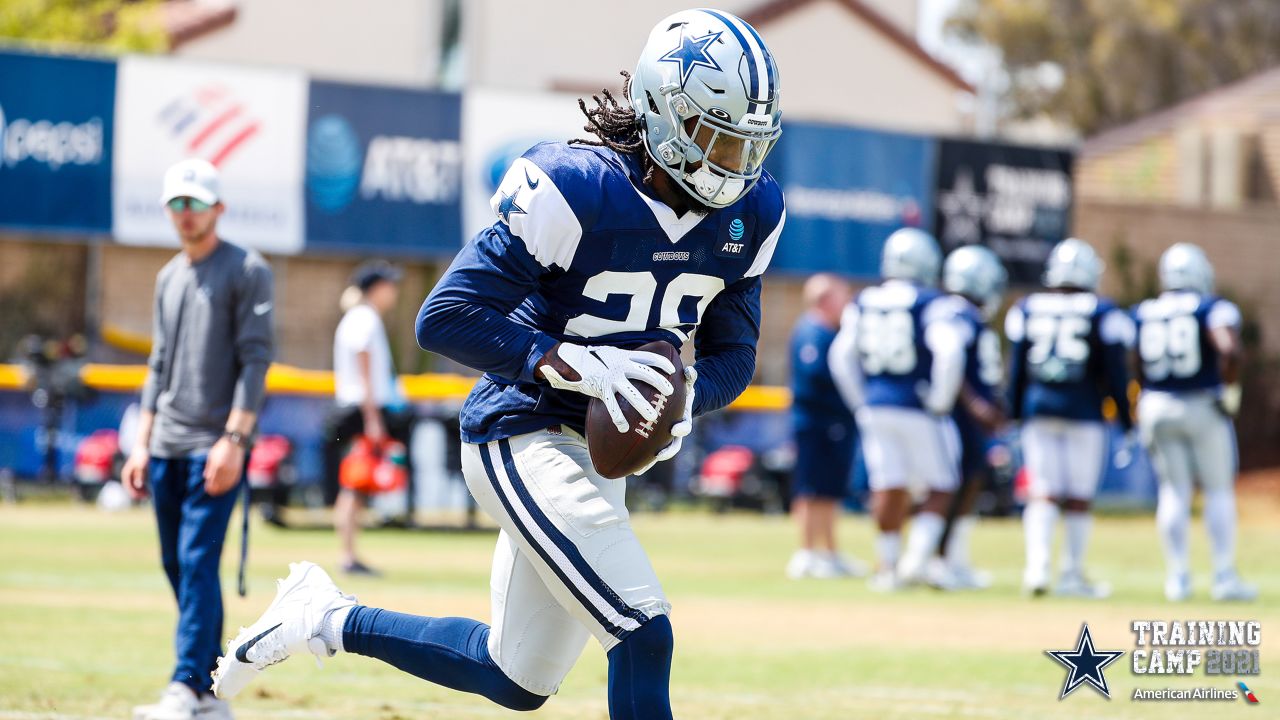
571,71,657,184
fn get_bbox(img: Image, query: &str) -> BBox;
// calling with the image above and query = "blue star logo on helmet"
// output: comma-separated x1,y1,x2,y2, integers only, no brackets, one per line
659,29,724,85
728,218,745,242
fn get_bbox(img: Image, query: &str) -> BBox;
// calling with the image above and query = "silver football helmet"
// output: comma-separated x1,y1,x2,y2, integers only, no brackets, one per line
630,9,781,208
944,245,1008,319
1043,237,1104,291
881,228,942,286
1159,242,1214,294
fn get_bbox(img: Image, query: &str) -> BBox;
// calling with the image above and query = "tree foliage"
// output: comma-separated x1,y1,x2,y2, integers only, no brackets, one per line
0,0,167,53
950,0,1280,134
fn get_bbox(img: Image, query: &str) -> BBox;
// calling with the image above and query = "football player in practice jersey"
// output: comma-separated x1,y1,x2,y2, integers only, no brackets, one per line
1006,238,1133,598
830,229,970,591
1133,243,1255,602
938,245,1008,590
213,10,784,719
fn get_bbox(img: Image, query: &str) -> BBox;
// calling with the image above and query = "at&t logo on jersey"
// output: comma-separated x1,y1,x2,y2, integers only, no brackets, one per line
715,213,755,258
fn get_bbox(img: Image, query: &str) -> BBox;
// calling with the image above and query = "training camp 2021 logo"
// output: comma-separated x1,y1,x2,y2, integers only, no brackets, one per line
1045,620,1262,704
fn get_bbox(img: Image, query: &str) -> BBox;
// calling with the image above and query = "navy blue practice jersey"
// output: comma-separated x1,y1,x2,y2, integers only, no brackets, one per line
1133,291,1240,393
953,297,1002,435
847,281,965,411
1005,291,1133,428
416,142,785,443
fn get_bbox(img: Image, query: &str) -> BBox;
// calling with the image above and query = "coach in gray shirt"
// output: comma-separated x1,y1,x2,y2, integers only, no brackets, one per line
123,158,274,720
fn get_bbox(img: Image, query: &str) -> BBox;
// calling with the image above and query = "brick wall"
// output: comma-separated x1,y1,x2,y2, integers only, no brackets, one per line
0,238,88,358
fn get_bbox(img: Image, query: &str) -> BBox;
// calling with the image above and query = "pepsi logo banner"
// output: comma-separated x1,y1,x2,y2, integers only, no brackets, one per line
112,56,308,254
304,80,463,256
0,51,115,233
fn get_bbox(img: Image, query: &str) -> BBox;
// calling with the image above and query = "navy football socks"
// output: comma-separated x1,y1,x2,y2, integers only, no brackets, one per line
607,614,675,720
342,606,546,711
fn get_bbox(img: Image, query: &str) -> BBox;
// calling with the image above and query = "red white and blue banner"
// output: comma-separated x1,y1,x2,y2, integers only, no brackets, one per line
111,56,309,254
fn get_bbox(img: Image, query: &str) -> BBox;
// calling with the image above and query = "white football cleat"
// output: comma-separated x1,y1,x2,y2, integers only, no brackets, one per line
1211,573,1258,603
212,562,357,700
868,569,905,593
1054,571,1111,599
1164,573,1192,602
948,564,993,591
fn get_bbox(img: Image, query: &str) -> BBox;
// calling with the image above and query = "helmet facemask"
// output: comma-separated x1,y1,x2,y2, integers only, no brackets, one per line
653,94,779,209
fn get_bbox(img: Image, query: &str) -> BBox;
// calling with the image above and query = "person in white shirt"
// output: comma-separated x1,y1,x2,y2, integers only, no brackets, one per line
325,261,413,575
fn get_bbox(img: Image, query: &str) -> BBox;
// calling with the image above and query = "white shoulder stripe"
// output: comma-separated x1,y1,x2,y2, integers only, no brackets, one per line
489,157,582,271
745,209,784,278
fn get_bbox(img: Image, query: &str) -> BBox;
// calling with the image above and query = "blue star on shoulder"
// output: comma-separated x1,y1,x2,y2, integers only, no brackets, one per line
659,30,723,85
1046,624,1125,699
497,185,527,223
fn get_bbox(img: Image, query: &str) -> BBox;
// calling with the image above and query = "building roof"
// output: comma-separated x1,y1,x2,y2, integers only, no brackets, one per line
1082,64,1280,156
742,0,974,93
161,1,238,50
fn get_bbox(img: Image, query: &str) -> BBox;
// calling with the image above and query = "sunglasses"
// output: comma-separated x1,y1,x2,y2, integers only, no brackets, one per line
166,197,213,212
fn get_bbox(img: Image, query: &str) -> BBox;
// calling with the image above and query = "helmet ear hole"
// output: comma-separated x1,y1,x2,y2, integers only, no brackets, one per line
645,91,661,114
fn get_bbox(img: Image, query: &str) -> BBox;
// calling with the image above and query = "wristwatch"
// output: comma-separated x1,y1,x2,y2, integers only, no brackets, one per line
222,430,250,449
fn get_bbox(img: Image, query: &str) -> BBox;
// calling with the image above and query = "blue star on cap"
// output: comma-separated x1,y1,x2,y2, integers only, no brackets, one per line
659,29,723,85
497,185,527,223
1046,624,1125,699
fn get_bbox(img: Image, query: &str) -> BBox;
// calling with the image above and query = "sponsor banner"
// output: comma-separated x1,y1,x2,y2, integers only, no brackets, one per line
305,81,462,256
462,89,587,237
0,51,116,233
112,56,307,254
768,122,935,277
933,138,1074,284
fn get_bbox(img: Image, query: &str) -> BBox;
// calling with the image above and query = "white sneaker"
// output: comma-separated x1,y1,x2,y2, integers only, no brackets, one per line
827,552,869,578
785,550,815,579
948,564,992,591
1211,573,1258,602
198,694,234,720
1164,573,1192,602
132,682,199,720
212,562,357,699
1054,571,1111,599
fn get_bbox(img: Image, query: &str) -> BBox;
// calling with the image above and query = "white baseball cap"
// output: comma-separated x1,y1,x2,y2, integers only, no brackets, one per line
160,158,220,205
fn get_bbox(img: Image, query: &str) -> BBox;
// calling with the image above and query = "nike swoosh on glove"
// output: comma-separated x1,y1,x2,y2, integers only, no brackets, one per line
537,342,675,432
636,366,696,475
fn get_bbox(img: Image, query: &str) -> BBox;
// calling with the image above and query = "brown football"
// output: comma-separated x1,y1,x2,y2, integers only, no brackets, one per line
585,340,686,479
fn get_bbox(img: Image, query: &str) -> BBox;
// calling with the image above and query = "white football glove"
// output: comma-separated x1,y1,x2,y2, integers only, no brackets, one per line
538,343,675,432
636,366,697,475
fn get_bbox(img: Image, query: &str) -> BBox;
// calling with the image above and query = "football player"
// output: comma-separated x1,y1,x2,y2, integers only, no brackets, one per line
1006,238,1133,598
1133,243,1255,602
212,10,784,719
830,228,969,591
938,245,1008,589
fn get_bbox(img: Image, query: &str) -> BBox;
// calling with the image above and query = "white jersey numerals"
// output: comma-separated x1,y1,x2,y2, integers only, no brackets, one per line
564,271,725,341
977,328,1003,387
1139,314,1201,380
857,308,917,375
1025,313,1091,382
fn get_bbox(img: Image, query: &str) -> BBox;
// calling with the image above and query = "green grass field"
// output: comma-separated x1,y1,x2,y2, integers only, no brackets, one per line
2,493,1278,719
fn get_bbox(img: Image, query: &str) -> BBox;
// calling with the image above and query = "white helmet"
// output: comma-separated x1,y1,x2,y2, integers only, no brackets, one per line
1043,237,1104,291
944,245,1008,319
881,228,942,286
1159,242,1214,294
630,9,781,209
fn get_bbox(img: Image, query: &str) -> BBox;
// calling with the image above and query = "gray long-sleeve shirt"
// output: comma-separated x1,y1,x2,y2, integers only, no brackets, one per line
140,239,275,457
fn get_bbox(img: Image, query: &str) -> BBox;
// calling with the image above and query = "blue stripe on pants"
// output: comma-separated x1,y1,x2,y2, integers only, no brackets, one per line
150,455,240,693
